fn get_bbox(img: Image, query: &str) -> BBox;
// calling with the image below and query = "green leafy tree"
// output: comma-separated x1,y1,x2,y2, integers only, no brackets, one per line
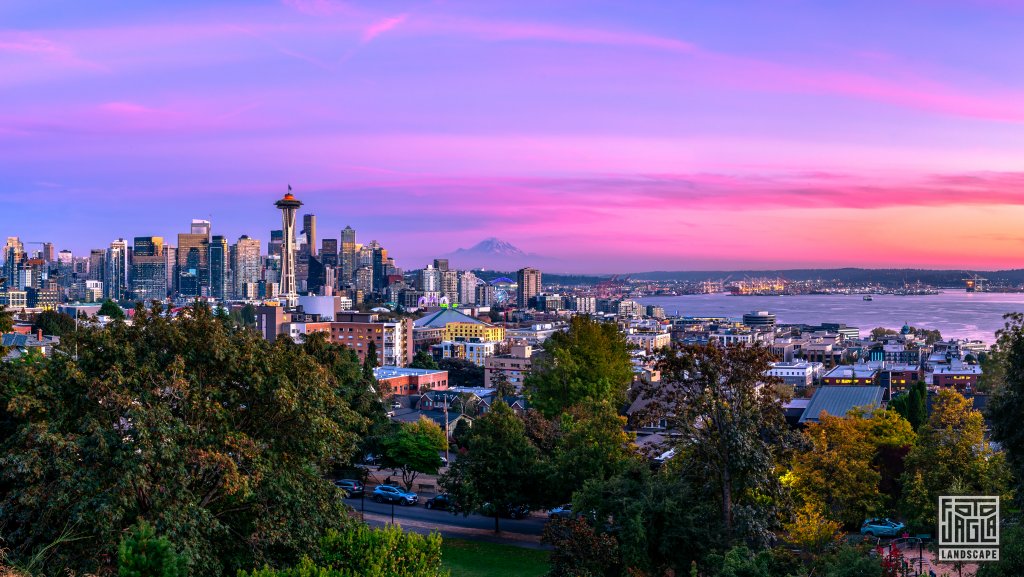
790,409,914,527
900,388,1010,530
437,358,485,388
977,523,1024,577
0,302,366,576
379,417,447,491
988,313,1024,501
410,350,438,370
549,401,637,505
30,310,76,337
118,520,187,577
239,525,448,577
526,316,632,418
240,303,257,326
0,304,13,333
636,343,792,546
542,518,619,577
573,461,720,575
98,298,126,319
440,401,538,533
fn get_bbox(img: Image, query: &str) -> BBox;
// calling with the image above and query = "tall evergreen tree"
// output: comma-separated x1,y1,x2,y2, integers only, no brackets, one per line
988,313,1024,503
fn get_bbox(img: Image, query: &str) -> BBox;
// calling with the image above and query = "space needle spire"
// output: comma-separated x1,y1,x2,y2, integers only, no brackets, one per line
275,186,303,307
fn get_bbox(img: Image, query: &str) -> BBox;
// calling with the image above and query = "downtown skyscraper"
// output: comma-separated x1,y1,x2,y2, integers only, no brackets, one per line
130,236,167,303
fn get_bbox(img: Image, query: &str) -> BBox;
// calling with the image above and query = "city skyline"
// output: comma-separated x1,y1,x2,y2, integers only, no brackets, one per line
4,1,1024,272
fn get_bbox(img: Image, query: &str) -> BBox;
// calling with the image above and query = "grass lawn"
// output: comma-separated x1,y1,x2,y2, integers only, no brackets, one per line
442,538,550,577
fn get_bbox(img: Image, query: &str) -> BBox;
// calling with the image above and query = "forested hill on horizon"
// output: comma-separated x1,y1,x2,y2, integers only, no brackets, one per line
473,268,1024,287
627,268,1024,285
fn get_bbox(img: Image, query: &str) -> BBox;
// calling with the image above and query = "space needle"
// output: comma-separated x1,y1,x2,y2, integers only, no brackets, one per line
275,186,302,307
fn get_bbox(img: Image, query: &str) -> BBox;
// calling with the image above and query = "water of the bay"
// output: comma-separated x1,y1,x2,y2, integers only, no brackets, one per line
637,291,1024,344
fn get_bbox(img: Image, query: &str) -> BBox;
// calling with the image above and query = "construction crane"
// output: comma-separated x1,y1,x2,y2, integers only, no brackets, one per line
963,272,988,293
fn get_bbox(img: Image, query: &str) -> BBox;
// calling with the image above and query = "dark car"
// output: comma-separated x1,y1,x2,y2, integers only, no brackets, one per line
424,494,455,511
334,479,364,498
372,485,418,505
861,518,906,538
549,504,574,520
480,502,530,520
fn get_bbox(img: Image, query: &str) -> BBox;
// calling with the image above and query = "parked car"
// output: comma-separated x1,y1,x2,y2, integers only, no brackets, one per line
424,494,455,511
391,400,402,409
480,502,530,520
334,479,364,498
372,485,418,505
860,518,906,538
549,504,574,520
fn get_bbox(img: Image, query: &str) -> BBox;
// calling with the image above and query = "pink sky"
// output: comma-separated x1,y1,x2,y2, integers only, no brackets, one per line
2,0,1024,273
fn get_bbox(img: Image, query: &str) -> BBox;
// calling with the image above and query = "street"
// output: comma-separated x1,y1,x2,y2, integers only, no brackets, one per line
344,494,549,549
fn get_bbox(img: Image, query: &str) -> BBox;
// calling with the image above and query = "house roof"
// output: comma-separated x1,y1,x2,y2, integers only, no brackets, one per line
799,386,885,424
414,308,487,329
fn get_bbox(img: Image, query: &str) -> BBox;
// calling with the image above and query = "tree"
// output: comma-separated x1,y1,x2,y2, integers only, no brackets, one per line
98,299,126,319
0,304,15,333
440,401,538,533
977,523,1024,577
901,389,1010,530
0,302,366,576
782,502,842,554
30,310,76,337
491,369,515,398
379,417,447,491
118,520,187,577
549,401,637,505
888,381,926,430
437,358,485,388
790,409,914,527
636,343,792,545
239,525,447,577
410,349,438,370
988,313,1024,501
526,315,632,418
870,327,898,339
363,339,379,380
543,518,619,577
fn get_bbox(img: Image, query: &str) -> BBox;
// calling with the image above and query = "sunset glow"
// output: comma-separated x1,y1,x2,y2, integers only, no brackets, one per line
3,1,1024,272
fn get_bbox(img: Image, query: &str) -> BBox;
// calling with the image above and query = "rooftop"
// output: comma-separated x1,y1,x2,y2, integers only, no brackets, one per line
799,386,885,424
373,366,448,380
414,308,487,329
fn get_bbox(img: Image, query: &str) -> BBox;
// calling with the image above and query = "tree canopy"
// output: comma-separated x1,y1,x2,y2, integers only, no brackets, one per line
31,310,76,337
0,302,368,576
437,358,484,388
440,401,538,533
98,298,126,319
410,350,439,370
526,316,633,418
379,416,447,491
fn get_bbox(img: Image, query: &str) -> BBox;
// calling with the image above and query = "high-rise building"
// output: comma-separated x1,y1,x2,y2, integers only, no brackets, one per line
440,269,459,304
517,267,542,308
340,226,356,285
433,258,449,271
177,223,210,297
321,239,338,269
131,236,167,303
355,266,374,296
209,235,229,300
458,270,477,305
232,235,261,299
191,219,211,236
41,242,55,262
2,237,24,290
302,214,317,257
88,249,106,282
275,188,303,306
104,238,129,301
371,242,388,292
418,265,440,292
268,230,283,258
164,246,176,291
